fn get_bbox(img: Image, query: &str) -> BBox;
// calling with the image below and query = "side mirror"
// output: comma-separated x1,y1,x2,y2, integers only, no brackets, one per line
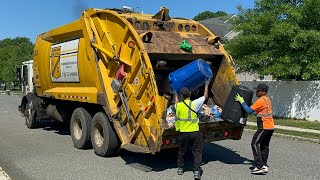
16,67,21,81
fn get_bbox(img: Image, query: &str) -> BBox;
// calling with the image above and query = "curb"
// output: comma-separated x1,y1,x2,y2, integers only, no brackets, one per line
246,122,320,134
0,167,11,180
244,129,320,144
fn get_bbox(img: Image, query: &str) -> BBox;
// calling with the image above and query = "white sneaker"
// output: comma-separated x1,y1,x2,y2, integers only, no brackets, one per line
251,167,264,174
261,165,269,173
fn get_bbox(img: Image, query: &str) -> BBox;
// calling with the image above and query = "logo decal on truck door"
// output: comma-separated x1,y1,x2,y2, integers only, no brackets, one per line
50,39,80,82
51,46,62,79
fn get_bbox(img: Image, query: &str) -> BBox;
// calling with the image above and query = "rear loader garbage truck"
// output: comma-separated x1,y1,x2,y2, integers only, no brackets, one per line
18,7,253,157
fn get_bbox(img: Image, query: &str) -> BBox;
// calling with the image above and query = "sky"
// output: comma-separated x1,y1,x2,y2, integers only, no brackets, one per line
0,0,255,42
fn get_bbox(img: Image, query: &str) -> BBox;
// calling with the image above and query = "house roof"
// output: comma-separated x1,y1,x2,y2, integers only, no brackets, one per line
199,15,236,38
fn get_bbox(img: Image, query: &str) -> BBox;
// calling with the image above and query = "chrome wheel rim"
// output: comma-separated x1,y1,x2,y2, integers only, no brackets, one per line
73,117,82,140
26,109,32,124
94,122,104,148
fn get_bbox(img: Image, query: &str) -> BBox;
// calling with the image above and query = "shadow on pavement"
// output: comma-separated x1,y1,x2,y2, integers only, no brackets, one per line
36,120,70,136
33,120,253,172
202,141,253,165
121,142,253,172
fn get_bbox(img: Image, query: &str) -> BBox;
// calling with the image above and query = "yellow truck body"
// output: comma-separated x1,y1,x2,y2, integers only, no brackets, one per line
21,8,242,156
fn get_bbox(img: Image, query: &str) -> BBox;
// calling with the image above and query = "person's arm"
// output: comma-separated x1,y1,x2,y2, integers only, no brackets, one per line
174,93,179,104
192,80,210,112
241,102,255,114
193,96,205,112
234,94,256,114
204,80,210,99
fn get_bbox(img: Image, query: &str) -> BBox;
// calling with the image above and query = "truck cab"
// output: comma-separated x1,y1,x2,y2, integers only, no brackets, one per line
17,60,34,116
18,60,34,96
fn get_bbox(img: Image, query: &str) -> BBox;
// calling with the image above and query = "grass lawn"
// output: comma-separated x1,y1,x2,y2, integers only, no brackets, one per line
9,90,21,95
247,115,320,131
245,125,320,140
0,88,21,96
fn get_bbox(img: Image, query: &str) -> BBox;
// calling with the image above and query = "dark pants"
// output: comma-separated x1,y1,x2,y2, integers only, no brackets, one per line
251,129,274,169
177,131,203,171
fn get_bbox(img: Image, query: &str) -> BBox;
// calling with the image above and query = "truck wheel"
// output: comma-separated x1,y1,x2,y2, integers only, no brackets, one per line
20,96,28,117
70,107,92,149
25,103,37,129
91,112,120,157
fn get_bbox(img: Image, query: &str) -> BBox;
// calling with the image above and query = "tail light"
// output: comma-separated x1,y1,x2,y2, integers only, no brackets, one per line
172,138,177,144
142,22,150,30
135,21,141,29
192,25,197,31
185,25,190,32
165,139,171,145
161,140,164,146
224,131,229,137
128,41,135,48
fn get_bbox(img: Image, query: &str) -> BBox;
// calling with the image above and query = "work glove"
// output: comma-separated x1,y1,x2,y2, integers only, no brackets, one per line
234,93,245,104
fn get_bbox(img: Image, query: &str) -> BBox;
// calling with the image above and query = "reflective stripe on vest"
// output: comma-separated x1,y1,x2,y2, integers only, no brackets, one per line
256,97,272,117
177,101,198,122
176,101,198,122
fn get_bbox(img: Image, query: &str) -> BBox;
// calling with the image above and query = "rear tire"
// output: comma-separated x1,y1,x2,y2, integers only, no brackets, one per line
70,107,92,149
91,112,120,157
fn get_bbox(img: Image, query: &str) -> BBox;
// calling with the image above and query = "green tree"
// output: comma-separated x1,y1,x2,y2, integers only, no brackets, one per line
226,0,320,80
0,37,34,88
193,11,227,21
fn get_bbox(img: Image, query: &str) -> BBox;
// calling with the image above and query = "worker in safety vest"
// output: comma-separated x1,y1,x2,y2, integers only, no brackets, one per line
174,81,209,180
234,83,274,174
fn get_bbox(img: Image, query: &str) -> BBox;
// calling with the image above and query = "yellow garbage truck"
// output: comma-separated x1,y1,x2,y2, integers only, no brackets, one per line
19,7,246,157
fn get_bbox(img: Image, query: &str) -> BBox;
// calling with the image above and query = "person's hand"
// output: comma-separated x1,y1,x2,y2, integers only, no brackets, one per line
234,93,245,104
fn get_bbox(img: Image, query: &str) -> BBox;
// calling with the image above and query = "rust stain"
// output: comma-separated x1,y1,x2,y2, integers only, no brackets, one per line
139,31,223,55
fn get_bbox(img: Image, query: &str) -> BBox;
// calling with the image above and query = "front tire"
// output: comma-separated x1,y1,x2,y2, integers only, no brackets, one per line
70,107,92,149
25,102,37,129
91,112,120,157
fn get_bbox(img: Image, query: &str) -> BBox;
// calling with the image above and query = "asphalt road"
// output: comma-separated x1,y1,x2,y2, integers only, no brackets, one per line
1,94,320,180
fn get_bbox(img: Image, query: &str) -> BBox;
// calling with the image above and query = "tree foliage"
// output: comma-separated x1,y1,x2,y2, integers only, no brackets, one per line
193,11,227,21
0,37,34,84
226,0,320,80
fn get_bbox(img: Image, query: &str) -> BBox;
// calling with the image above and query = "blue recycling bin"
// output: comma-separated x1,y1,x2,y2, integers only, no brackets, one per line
169,59,213,93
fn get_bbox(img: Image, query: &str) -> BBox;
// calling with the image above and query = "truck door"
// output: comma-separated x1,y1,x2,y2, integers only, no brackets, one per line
21,63,33,96
22,65,29,96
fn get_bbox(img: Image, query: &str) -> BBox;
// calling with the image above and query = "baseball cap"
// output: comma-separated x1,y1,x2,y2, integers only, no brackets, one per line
254,83,269,92
180,87,191,97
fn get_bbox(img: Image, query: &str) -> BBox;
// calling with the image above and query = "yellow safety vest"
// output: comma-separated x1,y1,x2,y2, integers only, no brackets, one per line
175,100,199,132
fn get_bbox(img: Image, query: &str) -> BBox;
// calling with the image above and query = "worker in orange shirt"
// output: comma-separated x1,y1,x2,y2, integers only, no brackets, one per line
234,83,274,174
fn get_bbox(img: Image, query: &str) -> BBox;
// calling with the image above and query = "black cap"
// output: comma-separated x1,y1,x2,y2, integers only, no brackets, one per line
254,83,269,92
180,87,191,98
